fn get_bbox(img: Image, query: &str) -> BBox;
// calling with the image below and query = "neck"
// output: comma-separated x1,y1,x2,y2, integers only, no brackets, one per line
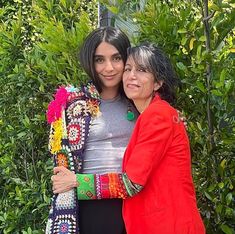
133,97,153,113
101,87,119,100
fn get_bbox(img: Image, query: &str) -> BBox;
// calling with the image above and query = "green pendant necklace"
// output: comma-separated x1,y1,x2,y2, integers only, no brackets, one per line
127,105,135,121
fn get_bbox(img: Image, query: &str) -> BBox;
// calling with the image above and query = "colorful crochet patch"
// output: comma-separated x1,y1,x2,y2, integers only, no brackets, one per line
67,100,88,119
53,214,77,234
56,150,69,168
84,82,100,99
67,118,85,152
55,190,76,210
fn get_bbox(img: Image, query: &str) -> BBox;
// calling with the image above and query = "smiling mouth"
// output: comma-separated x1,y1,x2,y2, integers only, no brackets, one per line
127,84,140,88
102,75,118,80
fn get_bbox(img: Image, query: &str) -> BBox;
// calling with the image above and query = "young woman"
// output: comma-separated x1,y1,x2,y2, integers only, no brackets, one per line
46,27,138,234
52,43,206,234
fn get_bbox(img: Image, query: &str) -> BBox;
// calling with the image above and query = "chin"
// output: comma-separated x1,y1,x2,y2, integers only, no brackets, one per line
126,93,136,100
104,81,120,88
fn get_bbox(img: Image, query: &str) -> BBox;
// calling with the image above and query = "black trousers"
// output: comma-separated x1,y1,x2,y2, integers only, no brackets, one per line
79,199,126,234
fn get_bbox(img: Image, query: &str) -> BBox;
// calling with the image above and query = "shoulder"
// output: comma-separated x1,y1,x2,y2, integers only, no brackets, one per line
141,96,178,124
46,86,70,124
46,82,100,124
66,81,100,102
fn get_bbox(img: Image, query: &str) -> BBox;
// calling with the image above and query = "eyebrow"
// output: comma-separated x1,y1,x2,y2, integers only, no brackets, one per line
94,53,121,57
138,64,147,68
125,63,145,67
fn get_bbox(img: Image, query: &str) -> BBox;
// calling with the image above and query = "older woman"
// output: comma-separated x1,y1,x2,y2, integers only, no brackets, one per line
52,43,205,234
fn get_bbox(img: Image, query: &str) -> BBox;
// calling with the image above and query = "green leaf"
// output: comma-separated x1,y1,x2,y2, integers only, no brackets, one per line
196,81,206,93
225,80,232,92
220,224,233,234
15,186,22,197
27,227,33,234
220,159,226,169
220,69,227,83
199,35,206,42
196,45,202,61
205,191,213,201
211,90,223,96
216,203,223,214
225,193,233,205
106,6,119,14
60,0,67,8
229,183,233,190
17,131,27,138
189,37,196,50
176,62,187,71
177,29,187,33
181,37,187,46
196,122,203,131
218,182,224,189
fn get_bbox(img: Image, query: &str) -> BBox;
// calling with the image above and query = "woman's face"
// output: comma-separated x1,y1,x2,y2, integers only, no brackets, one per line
94,42,124,91
123,56,159,103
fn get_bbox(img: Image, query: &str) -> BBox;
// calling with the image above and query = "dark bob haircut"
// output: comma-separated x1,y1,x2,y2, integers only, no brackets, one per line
127,43,180,104
79,26,131,94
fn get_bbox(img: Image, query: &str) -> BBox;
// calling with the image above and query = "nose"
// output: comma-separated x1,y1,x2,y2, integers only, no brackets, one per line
128,69,137,80
104,60,114,72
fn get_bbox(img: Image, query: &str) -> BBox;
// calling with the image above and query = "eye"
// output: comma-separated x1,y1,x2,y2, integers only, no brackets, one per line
94,57,104,64
113,55,122,62
137,66,147,72
124,67,131,72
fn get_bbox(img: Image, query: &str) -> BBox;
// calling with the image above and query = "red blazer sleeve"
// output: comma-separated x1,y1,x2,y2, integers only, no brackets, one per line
125,103,174,186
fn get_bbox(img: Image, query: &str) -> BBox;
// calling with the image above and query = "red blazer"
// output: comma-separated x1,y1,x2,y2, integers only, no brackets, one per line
122,95,205,234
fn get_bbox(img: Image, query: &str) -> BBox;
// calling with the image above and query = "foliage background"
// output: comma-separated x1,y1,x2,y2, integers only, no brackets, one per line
0,0,234,233
0,0,97,233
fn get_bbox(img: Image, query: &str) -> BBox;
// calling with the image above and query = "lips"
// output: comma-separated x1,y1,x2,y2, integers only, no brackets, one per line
102,74,117,80
126,84,140,89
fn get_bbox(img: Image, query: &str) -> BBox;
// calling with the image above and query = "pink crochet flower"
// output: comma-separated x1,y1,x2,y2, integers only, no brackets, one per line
46,87,69,123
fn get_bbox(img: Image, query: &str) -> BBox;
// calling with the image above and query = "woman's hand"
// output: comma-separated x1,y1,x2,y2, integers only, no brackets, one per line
51,166,77,194
177,110,187,129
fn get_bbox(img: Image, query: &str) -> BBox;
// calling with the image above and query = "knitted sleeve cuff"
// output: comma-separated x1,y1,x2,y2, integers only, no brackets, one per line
76,173,143,200
76,174,97,199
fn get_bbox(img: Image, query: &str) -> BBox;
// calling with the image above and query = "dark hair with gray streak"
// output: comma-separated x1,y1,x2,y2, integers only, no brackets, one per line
127,42,180,104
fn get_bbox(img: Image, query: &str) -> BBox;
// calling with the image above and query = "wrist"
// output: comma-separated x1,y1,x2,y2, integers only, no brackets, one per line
72,173,78,188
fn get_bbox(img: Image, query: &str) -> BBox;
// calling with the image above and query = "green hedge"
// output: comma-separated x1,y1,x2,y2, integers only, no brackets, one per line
0,0,234,233
0,0,97,233
105,0,235,233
